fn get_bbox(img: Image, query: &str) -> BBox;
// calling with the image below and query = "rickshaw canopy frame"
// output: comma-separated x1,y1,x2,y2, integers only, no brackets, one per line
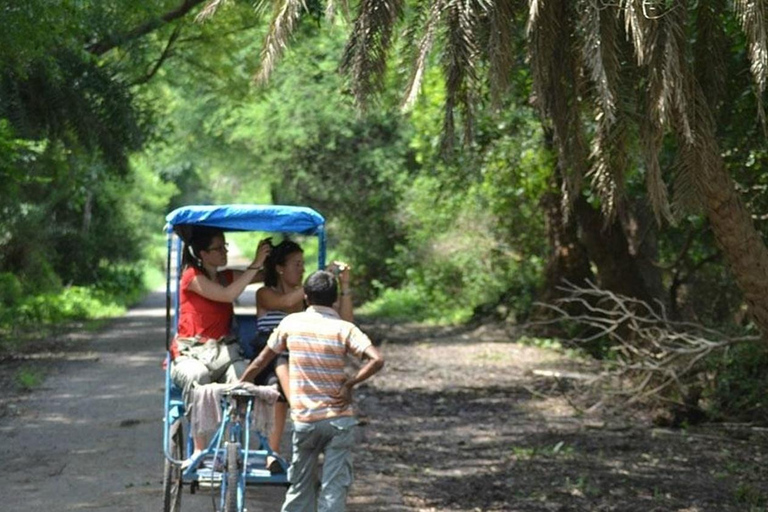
165,204,326,238
163,204,327,352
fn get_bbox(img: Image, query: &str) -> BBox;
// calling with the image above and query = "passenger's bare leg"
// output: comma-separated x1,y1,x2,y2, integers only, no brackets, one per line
267,358,290,471
269,401,288,454
275,357,291,404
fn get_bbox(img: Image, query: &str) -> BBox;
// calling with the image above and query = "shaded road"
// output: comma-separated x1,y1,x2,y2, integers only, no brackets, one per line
2,288,765,511
0,289,288,512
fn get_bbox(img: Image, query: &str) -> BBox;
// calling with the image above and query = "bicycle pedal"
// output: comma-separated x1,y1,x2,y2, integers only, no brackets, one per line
195,469,223,488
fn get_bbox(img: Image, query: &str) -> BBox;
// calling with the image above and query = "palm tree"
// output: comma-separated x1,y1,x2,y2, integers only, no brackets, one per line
525,0,768,335
225,0,768,336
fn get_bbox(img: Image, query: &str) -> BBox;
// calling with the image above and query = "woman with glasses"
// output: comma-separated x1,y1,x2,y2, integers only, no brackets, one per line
171,226,271,459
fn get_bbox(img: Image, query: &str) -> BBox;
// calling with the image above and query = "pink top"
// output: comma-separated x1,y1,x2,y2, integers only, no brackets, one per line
171,266,234,359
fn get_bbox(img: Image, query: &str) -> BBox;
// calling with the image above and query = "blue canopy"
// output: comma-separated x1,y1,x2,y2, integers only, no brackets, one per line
165,204,325,235
163,204,328,354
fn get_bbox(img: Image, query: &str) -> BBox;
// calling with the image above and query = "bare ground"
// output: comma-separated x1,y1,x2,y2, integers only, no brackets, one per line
1,305,767,511
348,321,768,512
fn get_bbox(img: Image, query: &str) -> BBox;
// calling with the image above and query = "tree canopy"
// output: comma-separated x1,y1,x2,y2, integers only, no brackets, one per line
4,0,768,420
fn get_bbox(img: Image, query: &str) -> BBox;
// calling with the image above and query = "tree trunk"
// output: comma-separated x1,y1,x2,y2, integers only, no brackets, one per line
696,148,768,338
677,85,768,338
574,197,660,305
538,182,593,304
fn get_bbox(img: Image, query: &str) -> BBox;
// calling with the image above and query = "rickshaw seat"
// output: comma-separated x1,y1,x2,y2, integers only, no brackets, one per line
234,314,259,359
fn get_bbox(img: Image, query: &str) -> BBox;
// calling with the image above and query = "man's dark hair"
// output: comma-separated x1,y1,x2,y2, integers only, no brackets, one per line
303,270,338,307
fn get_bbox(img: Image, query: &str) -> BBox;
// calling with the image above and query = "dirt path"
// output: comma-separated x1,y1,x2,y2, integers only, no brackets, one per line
0,290,288,512
1,297,767,511
347,323,768,512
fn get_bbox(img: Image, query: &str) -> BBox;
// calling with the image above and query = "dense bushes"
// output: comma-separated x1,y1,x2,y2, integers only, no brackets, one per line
0,263,150,351
708,341,768,423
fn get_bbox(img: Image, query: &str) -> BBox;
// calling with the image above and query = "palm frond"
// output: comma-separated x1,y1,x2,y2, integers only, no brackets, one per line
582,0,637,223
527,0,587,210
588,127,620,223
588,108,631,224
580,0,620,126
694,0,728,108
255,0,306,85
671,141,704,219
487,0,518,108
527,0,542,32
402,0,446,110
628,1,691,141
621,0,651,65
640,116,674,224
663,2,693,142
732,0,768,128
196,0,233,22
325,0,352,22
340,0,404,109
671,84,722,218
441,0,483,149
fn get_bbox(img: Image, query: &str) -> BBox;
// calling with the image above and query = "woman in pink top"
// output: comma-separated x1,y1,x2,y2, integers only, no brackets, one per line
171,226,271,457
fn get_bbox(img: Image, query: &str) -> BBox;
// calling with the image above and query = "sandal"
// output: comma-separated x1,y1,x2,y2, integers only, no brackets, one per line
266,455,285,474
181,450,205,470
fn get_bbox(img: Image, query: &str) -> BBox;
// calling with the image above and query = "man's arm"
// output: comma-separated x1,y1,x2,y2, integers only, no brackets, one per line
239,346,279,383
330,345,384,407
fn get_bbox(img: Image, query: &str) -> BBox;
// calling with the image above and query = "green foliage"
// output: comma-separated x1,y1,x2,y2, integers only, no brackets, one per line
15,367,44,391
0,0,181,304
5,2,768,433
1,48,147,172
0,272,23,326
734,482,767,509
359,195,544,323
0,262,150,353
125,10,551,325
0,272,22,304
357,284,434,322
93,263,147,307
363,71,549,323
707,340,768,423
16,287,121,325
132,6,270,207
213,24,414,292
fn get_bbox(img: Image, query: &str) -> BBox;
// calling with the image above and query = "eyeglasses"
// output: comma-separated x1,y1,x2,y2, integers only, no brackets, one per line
206,243,229,253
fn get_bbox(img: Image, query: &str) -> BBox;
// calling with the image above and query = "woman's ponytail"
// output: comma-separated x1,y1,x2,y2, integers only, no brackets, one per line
181,226,223,272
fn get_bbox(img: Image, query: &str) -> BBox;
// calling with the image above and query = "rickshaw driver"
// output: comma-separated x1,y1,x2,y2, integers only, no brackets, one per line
240,270,385,512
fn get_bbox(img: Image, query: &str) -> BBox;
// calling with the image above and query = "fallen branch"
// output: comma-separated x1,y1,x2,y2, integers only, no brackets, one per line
531,280,759,405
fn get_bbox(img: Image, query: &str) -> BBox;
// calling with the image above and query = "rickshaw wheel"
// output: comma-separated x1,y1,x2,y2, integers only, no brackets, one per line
224,441,240,512
163,420,184,512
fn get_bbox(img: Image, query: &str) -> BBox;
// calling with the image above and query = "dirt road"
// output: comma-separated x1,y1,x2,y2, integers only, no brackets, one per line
0,290,288,512
1,292,767,511
348,324,768,512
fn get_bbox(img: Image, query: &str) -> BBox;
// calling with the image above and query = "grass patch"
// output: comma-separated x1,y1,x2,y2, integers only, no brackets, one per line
510,442,577,461
735,482,768,509
358,284,471,324
0,261,157,354
15,366,44,391
517,335,587,359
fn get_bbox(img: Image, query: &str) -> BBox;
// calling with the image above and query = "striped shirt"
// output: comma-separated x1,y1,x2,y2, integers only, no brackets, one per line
267,305,372,423
257,310,288,334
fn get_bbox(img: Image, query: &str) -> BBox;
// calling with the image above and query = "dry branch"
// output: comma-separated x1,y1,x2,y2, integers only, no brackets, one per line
532,280,758,405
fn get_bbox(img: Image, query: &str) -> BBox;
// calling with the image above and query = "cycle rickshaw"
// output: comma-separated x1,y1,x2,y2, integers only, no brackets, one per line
162,204,326,512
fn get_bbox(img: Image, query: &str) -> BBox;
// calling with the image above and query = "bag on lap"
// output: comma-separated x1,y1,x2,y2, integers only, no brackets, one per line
176,335,241,376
